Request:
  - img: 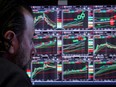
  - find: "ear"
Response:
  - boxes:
[4,30,19,54]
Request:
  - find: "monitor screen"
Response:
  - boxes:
[27,5,116,85]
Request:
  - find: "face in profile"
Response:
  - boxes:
[14,7,35,70]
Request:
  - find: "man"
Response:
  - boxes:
[0,0,36,86]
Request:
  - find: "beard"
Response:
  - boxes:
[14,41,31,71]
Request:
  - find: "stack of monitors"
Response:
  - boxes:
[27,5,116,85]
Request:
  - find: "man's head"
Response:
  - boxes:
[0,0,36,70]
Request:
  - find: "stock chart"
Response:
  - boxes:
[28,5,116,85]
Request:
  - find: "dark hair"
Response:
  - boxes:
[0,0,33,53]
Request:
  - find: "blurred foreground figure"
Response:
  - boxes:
[0,0,36,86]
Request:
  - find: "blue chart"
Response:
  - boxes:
[94,60,116,81]
[63,60,88,81]
[63,35,88,55]
[63,10,88,29]
[34,10,57,30]
[33,35,57,55]
[94,35,116,55]
[31,61,57,81]
[94,9,116,28]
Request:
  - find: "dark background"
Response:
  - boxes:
[25,0,114,6]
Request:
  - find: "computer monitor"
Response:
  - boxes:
[26,0,116,86]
